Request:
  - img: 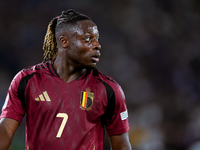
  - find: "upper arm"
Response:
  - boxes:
[110,132,132,150]
[1,70,26,124]
[0,118,19,136]
[99,79,131,149]
[105,82,129,136]
[0,118,19,150]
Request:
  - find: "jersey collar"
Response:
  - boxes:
[47,61,90,80]
[47,61,60,78]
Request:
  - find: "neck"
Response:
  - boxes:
[53,57,85,83]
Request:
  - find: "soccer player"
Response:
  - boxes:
[0,10,131,150]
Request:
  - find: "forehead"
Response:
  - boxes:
[74,20,99,35]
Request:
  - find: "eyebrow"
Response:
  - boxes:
[84,31,99,34]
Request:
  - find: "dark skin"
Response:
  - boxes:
[0,118,19,150]
[53,20,101,82]
[0,20,131,150]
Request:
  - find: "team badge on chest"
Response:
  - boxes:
[80,88,94,110]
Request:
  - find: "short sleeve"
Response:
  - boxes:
[105,82,129,136]
[0,71,25,123]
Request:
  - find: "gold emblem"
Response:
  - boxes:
[80,88,94,110]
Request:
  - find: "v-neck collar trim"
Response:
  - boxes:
[47,61,89,80]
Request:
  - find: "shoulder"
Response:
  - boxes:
[90,68,125,100]
[21,62,49,74]
[10,62,49,86]
[17,62,48,77]
[89,68,113,81]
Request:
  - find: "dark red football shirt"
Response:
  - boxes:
[1,62,129,150]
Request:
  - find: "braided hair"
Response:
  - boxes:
[42,9,91,63]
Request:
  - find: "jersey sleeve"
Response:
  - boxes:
[0,71,25,123]
[105,82,129,136]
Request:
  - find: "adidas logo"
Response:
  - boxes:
[35,91,51,101]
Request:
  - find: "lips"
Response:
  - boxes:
[92,57,99,62]
[91,51,101,62]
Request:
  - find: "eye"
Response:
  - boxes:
[84,36,91,42]
[96,36,100,41]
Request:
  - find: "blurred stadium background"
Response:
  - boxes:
[1,0,200,150]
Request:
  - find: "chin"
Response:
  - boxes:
[85,63,96,69]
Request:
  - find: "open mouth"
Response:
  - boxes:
[91,52,101,62]
[91,56,99,62]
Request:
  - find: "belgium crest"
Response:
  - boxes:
[80,88,94,110]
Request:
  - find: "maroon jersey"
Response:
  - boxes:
[1,62,129,150]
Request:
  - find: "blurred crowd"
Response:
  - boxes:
[0,0,200,150]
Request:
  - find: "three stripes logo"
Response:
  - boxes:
[80,88,94,110]
[35,91,51,101]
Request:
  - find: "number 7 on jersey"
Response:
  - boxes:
[56,113,68,138]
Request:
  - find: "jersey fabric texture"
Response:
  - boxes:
[1,62,129,150]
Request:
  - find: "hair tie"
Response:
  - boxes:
[57,15,61,21]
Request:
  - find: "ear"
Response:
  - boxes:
[59,36,68,48]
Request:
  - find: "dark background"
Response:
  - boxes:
[0,0,200,150]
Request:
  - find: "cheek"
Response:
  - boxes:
[69,44,90,61]
[77,41,92,50]
[75,40,82,47]
[75,42,91,56]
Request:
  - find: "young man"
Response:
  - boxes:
[0,10,131,150]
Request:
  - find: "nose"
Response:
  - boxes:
[93,39,101,50]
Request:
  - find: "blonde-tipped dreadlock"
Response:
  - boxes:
[42,17,58,63]
[42,9,92,63]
